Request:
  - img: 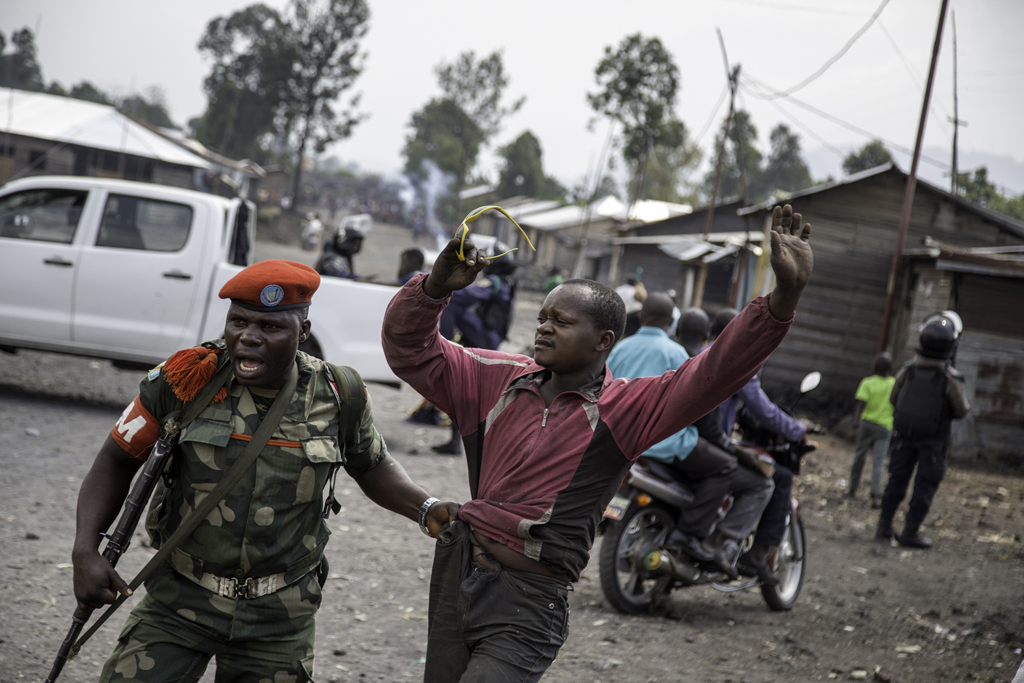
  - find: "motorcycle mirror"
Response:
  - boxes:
[800,372,821,394]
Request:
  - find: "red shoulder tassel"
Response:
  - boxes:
[163,347,227,404]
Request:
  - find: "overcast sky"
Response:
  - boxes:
[5,0,1024,194]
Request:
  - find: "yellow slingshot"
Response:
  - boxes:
[454,205,537,262]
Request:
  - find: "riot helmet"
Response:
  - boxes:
[918,316,957,359]
[482,240,516,277]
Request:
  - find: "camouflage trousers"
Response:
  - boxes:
[99,563,321,683]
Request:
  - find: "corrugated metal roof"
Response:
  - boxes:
[0,88,211,169]
[737,162,1024,239]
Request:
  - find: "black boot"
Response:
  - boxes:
[875,510,895,542]
[737,544,779,587]
[898,520,933,549]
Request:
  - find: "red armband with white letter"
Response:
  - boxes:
[111,396,160,461]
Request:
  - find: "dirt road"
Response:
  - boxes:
[1,224,1022,682]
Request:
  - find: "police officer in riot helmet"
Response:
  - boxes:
[876,313,970,549]
[316,227,364,279]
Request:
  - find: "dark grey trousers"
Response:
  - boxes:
[425,520,571,683]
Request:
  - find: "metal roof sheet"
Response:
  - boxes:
[0,88,211,169]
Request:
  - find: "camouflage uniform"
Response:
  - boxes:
[100,341,385,683]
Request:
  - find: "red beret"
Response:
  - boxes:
[219,260,320,311]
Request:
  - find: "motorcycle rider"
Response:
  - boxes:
[875,314,969,548]
[606,294,737,577]
[675,308,778,584]
[710,308,807,584]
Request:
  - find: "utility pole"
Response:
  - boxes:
[693,29,739,308]
[948,10,967,195]
[877,0,950,353]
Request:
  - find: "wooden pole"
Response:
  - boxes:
[877,0,950,353]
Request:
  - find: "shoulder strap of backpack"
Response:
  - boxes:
[323,363,367,518]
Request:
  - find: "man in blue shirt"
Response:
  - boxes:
[607,293,740,576]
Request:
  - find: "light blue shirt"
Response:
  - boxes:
[606,327,699,462]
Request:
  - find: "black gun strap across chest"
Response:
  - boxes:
[72,362,299,656]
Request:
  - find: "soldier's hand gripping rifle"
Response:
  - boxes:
[43,429,179,683]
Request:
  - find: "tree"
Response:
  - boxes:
[69,81,113,105]
[496,130,565,201]
[629,126,702,204]
[279,0,369,204]
[955,167,1024,221]
[435,50,524,142]
[403,98,484,225]
[119,88,176,129]
[702,109,764,202]
[842,139,892,175]
[0,28,45,92]
[193,4,293,162]
[587,34,686,201]
[194,0,369,196]
[763,124,812,193]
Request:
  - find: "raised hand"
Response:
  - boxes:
[767,204,813,321]
[423,234,489,299]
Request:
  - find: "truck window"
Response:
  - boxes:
[96,194,193,251]
[0,188,87,243]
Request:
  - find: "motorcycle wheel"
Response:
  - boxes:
[598,503,674,615]
[760,513,805,611]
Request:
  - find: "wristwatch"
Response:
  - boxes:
[418,497,440,536]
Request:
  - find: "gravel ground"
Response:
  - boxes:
[1,226,1023,682]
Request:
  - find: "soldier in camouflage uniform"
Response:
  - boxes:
[72,260,459,682]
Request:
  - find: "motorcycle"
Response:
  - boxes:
[597,372,821,614]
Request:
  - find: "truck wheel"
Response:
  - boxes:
[598,503,674,614]
[298,335,323,360]
[761,513,805,611]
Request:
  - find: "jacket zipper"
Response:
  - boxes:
[542,408,549,427]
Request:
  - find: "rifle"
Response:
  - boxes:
[43,433,177,682]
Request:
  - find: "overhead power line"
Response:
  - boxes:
[740,73,951,172]
[717,0,871,16]
[692,81,730,149]
[757,0,891,99]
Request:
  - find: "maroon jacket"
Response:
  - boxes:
[383,274,792,580]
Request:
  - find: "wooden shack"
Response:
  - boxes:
[735,163,1024,427]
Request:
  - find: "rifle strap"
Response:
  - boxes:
[72,362,299,655]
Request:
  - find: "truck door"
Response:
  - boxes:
[73,192,210,360]
[0,187,89,344]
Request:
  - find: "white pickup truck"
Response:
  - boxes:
[0,176,399,383]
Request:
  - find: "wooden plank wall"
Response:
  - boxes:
[758,170,1024,419]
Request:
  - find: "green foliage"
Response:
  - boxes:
[702,109,764,202]
[842,139,893,175]
[571,175,620,206]
[435,50,524,142]
[956,167,1024,221]
[193,3,292,161]
[496,130,565,201]
[764,124,811,193]
[588,32,686,188]
[701,114,815,204]
[404,98,484,180]
[119,90,176,129]
[69,81,112,105]
[195,0,369,185]
[0,28,45,92]
[630,125,702,204]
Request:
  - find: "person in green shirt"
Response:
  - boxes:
[847,352,895,507]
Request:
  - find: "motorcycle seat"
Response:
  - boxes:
[639,458,698,489]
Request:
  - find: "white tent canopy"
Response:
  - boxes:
[0,88,211,169]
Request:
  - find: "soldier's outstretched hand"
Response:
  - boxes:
[767,204,813,321]
[423,234,489,300]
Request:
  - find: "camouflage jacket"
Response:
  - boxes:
[132,341,385,595]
